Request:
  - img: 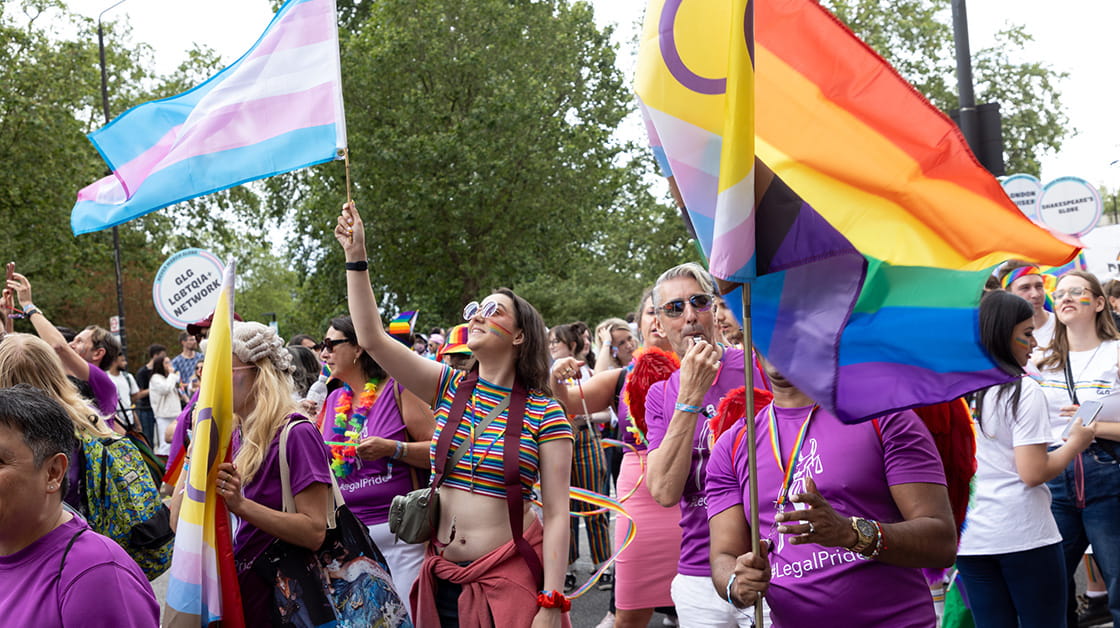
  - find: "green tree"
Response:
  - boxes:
[276,0,688,330]
[823,0,1070,176]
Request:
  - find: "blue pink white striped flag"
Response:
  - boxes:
[71,0,345,235]
[164,261,242,627]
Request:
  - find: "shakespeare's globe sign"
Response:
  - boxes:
[1038,176,1102,237]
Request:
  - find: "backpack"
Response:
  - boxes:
[77,432,174,580]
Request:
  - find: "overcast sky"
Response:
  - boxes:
[64,0,1120,188]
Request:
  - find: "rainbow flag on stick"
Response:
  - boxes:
[388,310,419,336]
[637,0,1081,422]
[164,261,244,627]
[71,0,346,235]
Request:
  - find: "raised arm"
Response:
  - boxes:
[7,273,89,380]
[548,356,621,413]
[335,202,445,402]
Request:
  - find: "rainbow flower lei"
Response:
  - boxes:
[329,380,381,478]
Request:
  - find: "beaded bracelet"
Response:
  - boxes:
[869,520,886,559]
[537,590,571,612]
[675,402,703,414]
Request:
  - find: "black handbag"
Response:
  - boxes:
[251,419,413,627]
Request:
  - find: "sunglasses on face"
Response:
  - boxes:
[660,294,715,318]
[1053,287,1091,301]
[463,300,501,321]
[320,337,354,352]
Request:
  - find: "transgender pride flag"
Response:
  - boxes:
[71,0,345,235]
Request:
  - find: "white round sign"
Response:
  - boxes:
[1001,174,1043,220]
[1038,177,1102,237]
[152,249,225,329]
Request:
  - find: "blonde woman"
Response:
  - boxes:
[593,317,638,374]
[0,333,117,510]
[171,322,332,620]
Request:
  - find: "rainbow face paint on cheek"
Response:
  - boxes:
[1013,336,1031,349]
[1079,296,1093,306]
[487,321,514,338]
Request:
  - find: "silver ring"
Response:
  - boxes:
[807,522,815,535]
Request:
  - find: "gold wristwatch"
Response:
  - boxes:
[848,516,877,554]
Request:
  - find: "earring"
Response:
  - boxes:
[48,483,57,490]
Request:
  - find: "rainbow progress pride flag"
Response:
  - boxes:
[71,0,346,235]
[637,0,1080,422]
[164,261,243,627]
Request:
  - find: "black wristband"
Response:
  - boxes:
[345,260,369,271]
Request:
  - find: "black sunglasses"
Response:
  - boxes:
[320,338,355,352]
[660,294,715,318]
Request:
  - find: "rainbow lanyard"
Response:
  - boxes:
[767,403,818,509]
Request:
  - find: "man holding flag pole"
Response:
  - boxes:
[637,0,1081,624]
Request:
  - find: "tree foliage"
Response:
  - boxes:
[823,0,1070,176]
[275,0,689,334]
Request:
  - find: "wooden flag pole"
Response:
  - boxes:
[740,281,763,626]
[343,148,354,204]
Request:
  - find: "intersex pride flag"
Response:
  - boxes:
[637,0,1080,422]
[164,261,243,627]
[71,0,346,235]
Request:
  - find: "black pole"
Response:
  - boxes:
[97,2,129,361]
[951,0,980,154]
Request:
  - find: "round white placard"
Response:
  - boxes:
[1001,173,1043,220]
[1038,177,1102,237]
[152,249,225,329]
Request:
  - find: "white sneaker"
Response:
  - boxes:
[594,613,615,628]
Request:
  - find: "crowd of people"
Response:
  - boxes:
[1,202,1119,628]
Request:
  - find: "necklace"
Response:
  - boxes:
[767,403,818,538]
[329,380,381,478]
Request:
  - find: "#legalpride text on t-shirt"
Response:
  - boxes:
[705,405,944,628]
[0,517,158,627]
[644,347,744,577]
[958,378,1061,556]
[320,381,414,526]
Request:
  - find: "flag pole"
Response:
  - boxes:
[343,148,354,204]
[740,281,763,625]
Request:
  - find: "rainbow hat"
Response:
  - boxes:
[437,324,471,361]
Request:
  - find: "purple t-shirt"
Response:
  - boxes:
[320,382,414,525]
[234,417,332,571]
[87,365,119,427]
[0,516,158,627]
[706,405,945,627]
[645,347,745,576]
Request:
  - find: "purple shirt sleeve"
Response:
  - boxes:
[644,380,669,451]
[61,563,159,627]
[286,419,333,497]
[878,411,947,487]
[86,366,119,424]
[705,417,747,519]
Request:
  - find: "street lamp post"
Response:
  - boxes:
[97,0,129,361]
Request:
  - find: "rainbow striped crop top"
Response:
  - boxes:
[430,368,572,499]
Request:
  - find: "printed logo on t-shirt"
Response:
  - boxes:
[776,438,823,555]
[339,467,395,492]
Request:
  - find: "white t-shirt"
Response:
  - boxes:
[1034,311,1055,353]
[958,378,1061,555]
[1037,339,1120,444]
[107,370,138,427]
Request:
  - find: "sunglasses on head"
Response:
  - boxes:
[320,337,354,351]
[462,300,500,321]
[660,294,715,318]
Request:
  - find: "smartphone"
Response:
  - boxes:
[1063,399,1103,439]
[5,262,13,282]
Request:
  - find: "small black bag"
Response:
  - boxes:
[252,420,413,627]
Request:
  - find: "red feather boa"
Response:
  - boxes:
[623,346,680,438]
